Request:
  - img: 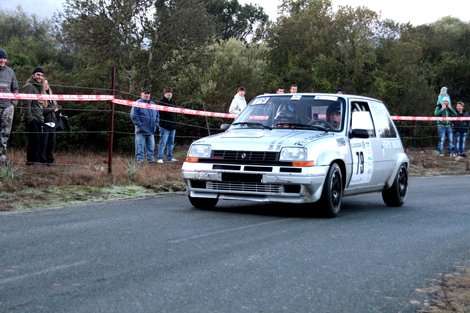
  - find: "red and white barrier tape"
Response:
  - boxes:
[391,116,470,121]
[113,99,237,119]
[1,92,469,120]
[0,92,113,101]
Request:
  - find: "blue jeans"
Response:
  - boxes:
[437,125,453,154]
[135,133,155,162]
[454,131,468,154]
[158,127,176,160]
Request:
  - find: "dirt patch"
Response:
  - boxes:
[406,148,470,177]
[418,266,470,313]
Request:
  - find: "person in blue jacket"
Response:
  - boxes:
[130,88,159,164]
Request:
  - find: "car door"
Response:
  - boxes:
[347,100,386,191]
[368,101,401,182]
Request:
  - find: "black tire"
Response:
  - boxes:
[319,163,343,218]
[382,163,408,207]
[188,196,218,209]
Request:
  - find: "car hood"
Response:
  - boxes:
[195,129,335,151]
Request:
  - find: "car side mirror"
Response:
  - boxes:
[349,128,370,139]
[220,124,230,131]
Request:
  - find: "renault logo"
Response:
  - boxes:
[241,153,247,159]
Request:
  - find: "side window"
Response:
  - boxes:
[369,102,398,138]
[350,101,375,137]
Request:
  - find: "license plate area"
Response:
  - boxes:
[221,173,262,183]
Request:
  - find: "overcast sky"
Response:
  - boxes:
[3,0,470,25]
[239,0,470,25]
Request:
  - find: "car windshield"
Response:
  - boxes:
[232,94,345,131]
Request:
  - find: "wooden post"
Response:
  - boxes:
[107,67,116,174]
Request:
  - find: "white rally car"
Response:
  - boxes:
[182,93,409,217]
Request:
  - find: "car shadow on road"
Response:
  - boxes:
[193,197,399,219]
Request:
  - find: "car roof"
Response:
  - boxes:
[257,93,381,103]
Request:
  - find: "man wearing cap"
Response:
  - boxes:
[0,48,19,165]
[157,86,178,163]
[130,88,159,164]
[21,67,46,165]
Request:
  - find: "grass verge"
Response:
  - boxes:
[0,148,185,211]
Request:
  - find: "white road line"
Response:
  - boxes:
[0,260,87,285]
[170,218,292,243]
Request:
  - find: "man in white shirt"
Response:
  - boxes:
[229,87,247,114]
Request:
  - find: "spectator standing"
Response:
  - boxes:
[0,48,19,165]
[228,87,247,114]
[452,101,469,157]
[40,78,59,165]
[434,96,457,157]
[157,87,178,163]
[21,67,46,165]
[289,84,298,93]
[436,86,451,106]
[276,87,284,94]
[130,88,159,164]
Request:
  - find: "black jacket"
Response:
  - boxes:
[159,96,178,131]
[21,77,44,123]
[452,110,469,132]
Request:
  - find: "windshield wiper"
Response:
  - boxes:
[276,123,329,131]
[232,122,272,130]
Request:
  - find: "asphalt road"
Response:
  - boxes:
[1,175,470,313]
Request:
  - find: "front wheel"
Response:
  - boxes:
[188,196,218,209]
[382,163,408,207]
[319,163,343,218]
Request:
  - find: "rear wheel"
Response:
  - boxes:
[382,163,408,207]
[188,196,218,209]
[319,163,343,218]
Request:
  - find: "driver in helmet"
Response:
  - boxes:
[326,103,342,129]
[274,103,298,127]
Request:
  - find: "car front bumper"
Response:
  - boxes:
[182,162,328,204]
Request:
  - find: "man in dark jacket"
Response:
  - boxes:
[0,48,19,165]
[157,86,178,163]
[21,67,46,165]
[452,101,469,157]
[130,88,159,164]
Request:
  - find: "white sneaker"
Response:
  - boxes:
[169,158,178,162]
[157,159,164,164]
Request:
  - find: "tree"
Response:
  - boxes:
[0,8,58,73]
[177,38,271,112]
[148,0,215,88]
[268,0,380,93]
[58,0,155,93]
[205,0,269,42]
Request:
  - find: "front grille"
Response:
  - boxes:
[208,182,283,193]
[212,150,279,162]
